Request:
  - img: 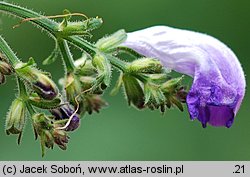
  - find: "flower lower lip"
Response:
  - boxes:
[197,104,234,128]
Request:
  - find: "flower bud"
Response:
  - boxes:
[15,61,58,100]
[122,74,144,109]
[74,57,97,76]
[41,130,54,149]
[148,74,171,84]
[144,83,166,110]
[59,17,103,36]
[65,73,83,110]
[84,94,108,114]
[0,60,13,75]
[32,113,71,156]
[161,76,184,93]
[5,98,26,144]
[95,29,127,51]
[52,129,69,150]
[33,74,58,100]
[32,113,53,134]
[50,105,80,131]
[79,76,95,90]
[79,76,103,94]
[127,58,163,74]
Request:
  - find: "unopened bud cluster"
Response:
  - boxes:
[60,55,108,116]
[112,58,187,112]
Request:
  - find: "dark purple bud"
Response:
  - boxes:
[50,105,80,131]
[15,61,58,100]
[33,75,58,100]
[33,74,58,100]
[65,116,80,131]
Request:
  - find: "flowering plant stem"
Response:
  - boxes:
[0,2,128,72]
[0,2,188,155]
[57,39,75,72]
[0,36,20,66]
[0,38,37,119]
[0,35,36,116]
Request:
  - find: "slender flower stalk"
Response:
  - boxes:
[57,39,75,72]
[0,1,58,34]
[0,36,20,66]
[122,26,246,128]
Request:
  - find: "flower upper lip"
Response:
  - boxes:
[122,25,246,128]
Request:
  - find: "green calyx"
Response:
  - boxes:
[127,58,163,74]
[92,53,112,89]
[95,29,127,52]
[58,17,103,37]
[122,73,145,109]
[5,98,26,144]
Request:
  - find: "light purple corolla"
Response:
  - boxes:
[122,26,246,128]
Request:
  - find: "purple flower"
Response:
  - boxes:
[122,26,246,128]
[50,105,80,131]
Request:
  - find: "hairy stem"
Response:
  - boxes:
[65,36,97,56]
[0,2,130,73]
[109,46,143,58]
[106,54,128,72]
[0,36,20,66]
[0,1,58,34]
[17,77,26,97]
[57,39,75,72]
[17,78,36,115]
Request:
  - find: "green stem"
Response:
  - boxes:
[0,1,58,34]
[106,54,128,72]
[57,39,75,72]
[17,78,36,115]
[26,102,36,116]
[0,2,131,73]
[0,2,96,54]
[109,46,143,58]
[17,77,26,97]
[65,36,97,56]
[0,36,20,66]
